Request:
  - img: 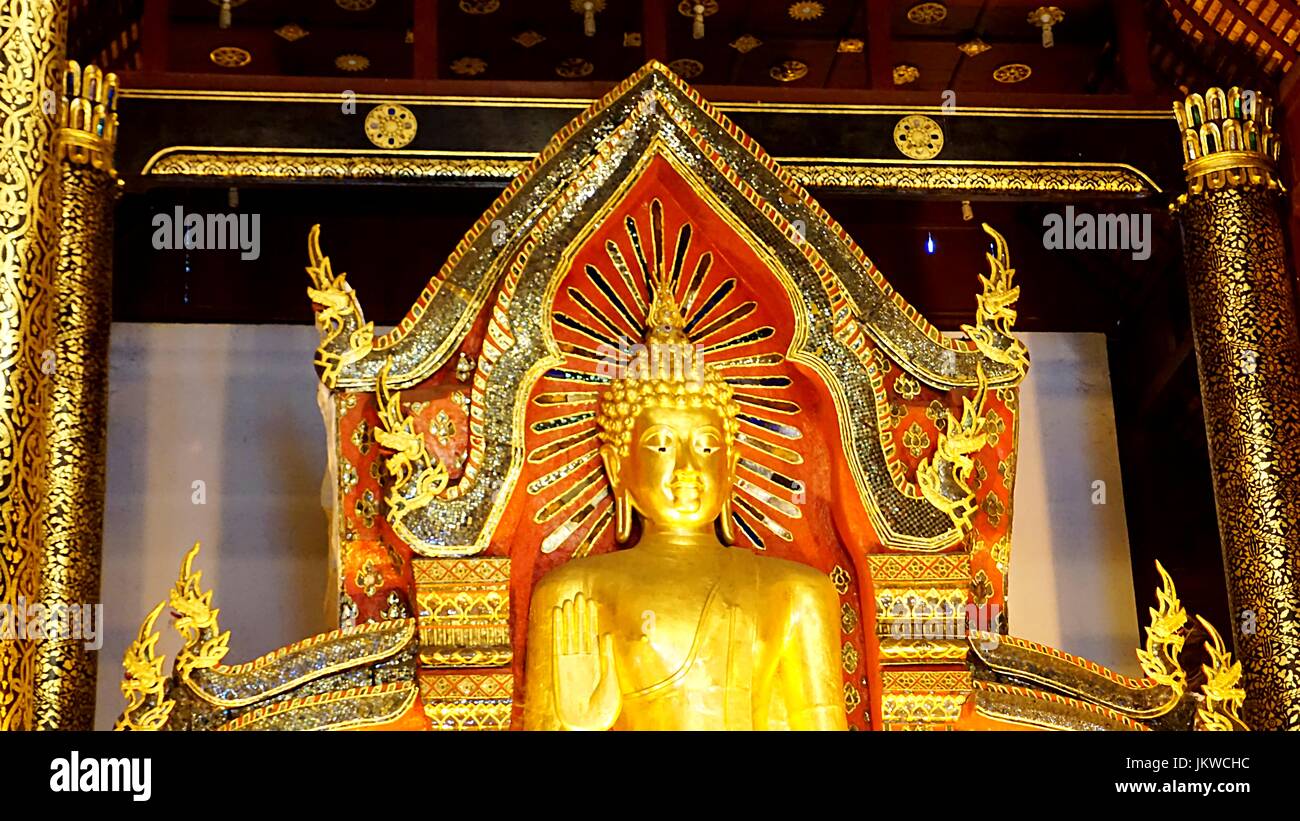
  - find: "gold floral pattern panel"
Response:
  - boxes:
[872,333,1019,620]
[337,391,410,625]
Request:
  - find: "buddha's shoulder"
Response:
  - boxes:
[531,551,636,596]
[746,552,838,595]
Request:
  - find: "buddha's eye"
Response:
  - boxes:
[694,431,722,455]
[640,429,675,454]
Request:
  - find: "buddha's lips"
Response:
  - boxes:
[668,479,702,508]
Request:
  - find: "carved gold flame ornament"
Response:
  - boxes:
[306,224,375,389]
[960,224,1030,380]
[1195,616,1249,730]
[115,602,174,731]
[1135,562,1188,697]
[170,542,232,683]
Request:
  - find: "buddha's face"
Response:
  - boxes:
[617,403,735,530]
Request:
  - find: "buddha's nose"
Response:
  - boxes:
[671,466,701,486]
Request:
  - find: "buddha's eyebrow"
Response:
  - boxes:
[638,425,676,442]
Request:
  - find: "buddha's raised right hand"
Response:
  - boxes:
[551,592,621,731]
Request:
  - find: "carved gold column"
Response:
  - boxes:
[0,0,68,730]
[1172,87,1300,730]
[33,62,120,729]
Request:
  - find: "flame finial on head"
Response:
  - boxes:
[595,218,739,459]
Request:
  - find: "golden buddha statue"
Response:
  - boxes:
[523,274,846,731]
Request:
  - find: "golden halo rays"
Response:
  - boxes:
[527,199,806,556]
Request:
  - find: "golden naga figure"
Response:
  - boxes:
[523,274,846,731]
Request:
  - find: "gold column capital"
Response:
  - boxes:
[56,61,119,176]
[1173,86,1281,199]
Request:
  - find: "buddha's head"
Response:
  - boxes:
[596,283,740,544]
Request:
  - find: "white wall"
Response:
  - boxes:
[93,324,1139,727]
[1009,332,1139,674]
[96,324,332,729]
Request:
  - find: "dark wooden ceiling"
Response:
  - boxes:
[51,1,1188,95]
[72,1,1300,99]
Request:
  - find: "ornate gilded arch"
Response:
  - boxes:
[309,62,1027,559]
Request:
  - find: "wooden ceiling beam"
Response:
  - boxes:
[140,0,167,72]
[1114,0,1157,94]
[1217,0,1297,64]
[642,0,668,64]
[413,2,437,80]
[1270,0,1300,21]
[1163,0,1225,47]
[1164,0,1271,88]
[865,0,892,89]
[115,68,1171,109]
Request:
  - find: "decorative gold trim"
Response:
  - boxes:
[217,681,419,731]
[882,692,967,724]
[868,553,970,582]
[414,558,512,667]
[57,62,119,175]
[966,564,1188,721]
[139,147,1161,196]
[420,671,513,730]
[875,586,968,636]
[764,162,1159,194]
[1173,86,1280,197]
[142,147,531,178]
[117,87,1171,120]
[878,638,968,664]
[973,680,1151,731]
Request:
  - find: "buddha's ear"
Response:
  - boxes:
[600,443,634,544]
[599,443,622,495]
[719,494,736,546]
